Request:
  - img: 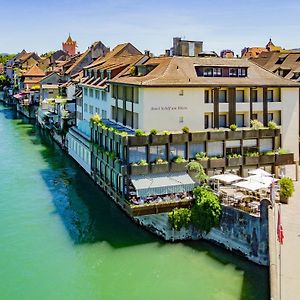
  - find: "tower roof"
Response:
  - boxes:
[65,34,76,45]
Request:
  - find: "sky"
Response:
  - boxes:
[1,0,300,56]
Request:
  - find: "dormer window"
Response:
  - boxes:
[291,72,300,80]
[203,67,213,76]
[196,66,247,77]
[213,68,222,77]
[276,57,286,64]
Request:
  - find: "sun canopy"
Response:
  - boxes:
[233,180,268,191]
[131,173,195,198]
[245,175,278,186]
[248,168,272,177]
[210,174,243,184]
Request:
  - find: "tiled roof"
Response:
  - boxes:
[109,56,300,87]
[23,65,46,77]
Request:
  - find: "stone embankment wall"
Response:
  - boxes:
[135,199,270,266]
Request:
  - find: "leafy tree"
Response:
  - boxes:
[187,161,208,184]
[168,208,191,231]
[0,53,16,65]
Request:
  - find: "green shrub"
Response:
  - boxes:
[90,113,102,125]
[150,128,158,135]
[187,161,201,172]
[182,126,190,133]
[227,153,242,159]
[195,152,208,160]
[250,119,264,129]
[168,208,192,231]
[229,124,237,131]
[268,121,278,129]
[245,151,259,157]
[138,159,148,166]
[163,130,171,135]
[276,148,288,155]
[279,177,294,199]
[154,157,168,164]
[191,186,222,233]
[264,151,275,156]
[173,156,186,163]
[135,129,145,136]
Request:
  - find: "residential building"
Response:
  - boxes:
[169,37,203,57]
[241,39,282,58]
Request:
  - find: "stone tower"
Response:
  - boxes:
[62,34,77,56]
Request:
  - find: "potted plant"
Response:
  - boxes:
[151,157,169,173]
[259,121,277,138]
[209,156,226,168]
[128,129,149,146]
[171,131,189,143]
[195,152,209,169]
[150,128,170,144]
[259,151,276,164]
[243,119,262,138]
[129,159,149,175]
[226,124,243,139]
[275,148,294,165]
[227,153,243,166]
[189,130,207,142]
[208,129,226,141]
[279,177,295,204]
[170,156,188,172]
[244,151,260,165]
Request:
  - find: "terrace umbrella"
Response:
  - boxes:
[210,174,243,184]
[248,168,272,177]
[233,180,268,191]
[245,175,278,187]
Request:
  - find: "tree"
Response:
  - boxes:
[168,208,191,231]
[187,161,209,184]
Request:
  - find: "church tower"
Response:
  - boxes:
[62,34,77,56]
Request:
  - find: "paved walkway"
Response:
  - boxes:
[279,166,300,300]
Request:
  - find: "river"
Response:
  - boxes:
[0,104,269,300]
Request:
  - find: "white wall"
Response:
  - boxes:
[281,88,299,161]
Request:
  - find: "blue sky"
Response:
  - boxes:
[1,0,300,56]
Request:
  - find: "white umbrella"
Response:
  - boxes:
[233,180,268,191]
[210,174,243,184]
[248,168,272,177]
[245,175,278,186]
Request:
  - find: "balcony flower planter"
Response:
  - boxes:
[128,135,149,146]
[226,130,243,140]
[275,153,294,165]
[243,129,259,139]
[227,157,243,167]
[150,134,170,144]
[259,154,275,164]
[208,131,226,141]
[129,164,149,175]
[171,133,189,144]
[259,129,276,138]
[195,158,209,169]
[209,158,226,168]
[244,156,259,165]
[189,131,208,142]
[151,163,169,174]
[170,161,188,172]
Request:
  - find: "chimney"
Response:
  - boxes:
[165,49,170,57]
[144,50,150,56]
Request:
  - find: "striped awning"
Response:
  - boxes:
[131,173,195,197]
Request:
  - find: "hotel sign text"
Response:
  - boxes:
[150,106,188,111]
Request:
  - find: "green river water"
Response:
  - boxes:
[0,104,269,300]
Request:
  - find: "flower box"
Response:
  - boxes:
[226,130,243,140]
[259,129,276,138]
[129,164,149,175]
[170,161,188,172]
[227,157,243,167]
[170,133,189,144]
[275,153,294,165]
[209,158,226,168]
[150,134,170,144]
[151,163,169,174]
[243,129,259,139]
[259,154,275,164]
[189,131,208,142]
[195,159,209,169]
[208,131,226,141]
[128,135,149,146]
[244,156,259,165]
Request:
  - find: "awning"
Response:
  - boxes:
[248,168,272,177]
[131,173,195,198]
[210,174,242,184]
[245,175,278,186]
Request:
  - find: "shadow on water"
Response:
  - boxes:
[1,105,269,299]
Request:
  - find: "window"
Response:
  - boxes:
[268,113,274,122]
[205,114,209,129]
[84,88,88,96]
[179,116,184,123]
[275,57,285,64]
[112,106,117,120]
[251,89,258,102]
[129,146,146,163]
[102,110,107,119]
[259,139,273,152]
[251,113,258,120]
[229,68,238,77]
[203,67,213,77]
[238,68,247,77]
[236,90,244,103]
[213,68,222,77]
[84,103,88,112]
[189,143,205,158]
[95,107,99,114]
[102,91,107,101]
[149,145,167,162]
[133,88,139,103]
[267,90,274,102]
[89,88,94,98]
[204,90,210,103]
[229,68,247,77]
[95,90,100,99]
[179,90,184,96]
[207,142,223,157]
[236,114,244,127]
[112,85,118,98]
[170,144,186,160]
[89,105,93,114]
[219,90,227,103]
[219,115,227,127]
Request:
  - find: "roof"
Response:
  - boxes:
[109,56,300,87]
[23,65,46,77]
[64,34,76,45]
